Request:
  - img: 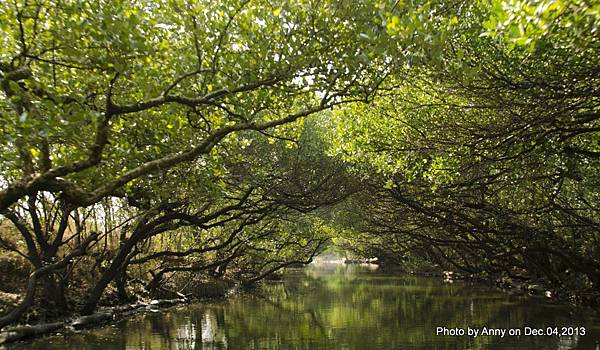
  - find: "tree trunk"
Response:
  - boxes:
[0,234,96,329]
[41,274,67,313]
[81,241,135,315]
[115,267,131,303]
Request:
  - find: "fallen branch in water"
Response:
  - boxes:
[0,297,189,345]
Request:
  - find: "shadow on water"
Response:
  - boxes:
[6,263,600,350]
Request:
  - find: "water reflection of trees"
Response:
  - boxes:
[10,268,596,350]
[171,268,591,350]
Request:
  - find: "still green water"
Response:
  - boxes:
[7,264,600,350]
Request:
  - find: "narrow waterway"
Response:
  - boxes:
[7,264,600,349]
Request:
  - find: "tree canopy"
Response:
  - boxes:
[1,0,599,328]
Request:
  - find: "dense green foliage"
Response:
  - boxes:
[0,0,398,325]
[0,0,598,329]
[330,0,600,302]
